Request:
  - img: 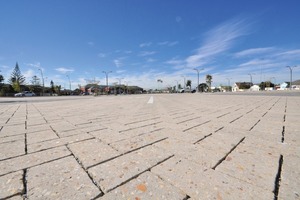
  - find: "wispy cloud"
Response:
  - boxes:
[158,41,179,46]
[186,17,251,68]
[146,58,156,62]
[234,47,275,58]
[55,67,74,74]
[139,42,152,47]
[25,62,41,68]
[139,51,156,57]
[87,41,94,46]
[97,53,106,58]
[114,59,122,68]
[23,69,35,80]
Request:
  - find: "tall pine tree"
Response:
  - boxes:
[9,62,26,92]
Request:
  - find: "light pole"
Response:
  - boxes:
[248,73,255,86]
[270,77,276,89]
[286,66,297,90]
[181,75,186,90]
[66,75,71,92]
[193,68,204,92]
[117,78,124,94]
[226,78,232,92]
[102,71,112,94]
[174,80,180,93]
[124,81,130,94]
[38,68,44,96]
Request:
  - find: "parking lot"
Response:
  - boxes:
[0,92,299,199]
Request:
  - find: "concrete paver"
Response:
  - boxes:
[27,156,101,199]
[0,92,299,199]
[0,170,23,199]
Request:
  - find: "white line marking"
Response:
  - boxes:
[147,96,154,104]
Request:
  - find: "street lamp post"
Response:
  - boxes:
[226,78,232,92]
[38,68,44,96]
[175,80,180,93]
[102,71,112,94]
[181,75,186,90]
[117,78,124,94]
[286,66,297,90]
[248,73,255,86]
[193,68,204,92]
[66,75,71,92]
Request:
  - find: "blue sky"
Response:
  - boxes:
[0,0,300,89]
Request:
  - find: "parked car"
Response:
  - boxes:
[14,91,36,97]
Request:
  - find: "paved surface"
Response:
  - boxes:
[0,92,299,199]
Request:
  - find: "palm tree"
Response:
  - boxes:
[186,80,192,89]
[206,74,212,92]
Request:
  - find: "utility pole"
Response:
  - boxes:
[175,80,180,93]
[226,78,232,92]
[117,78,124,94]
[38,68,44,96]
[66,75,71,92]
[248,73,255,86]
[286,66,297,90]
[193,68,204,92]
[102,71,112,94]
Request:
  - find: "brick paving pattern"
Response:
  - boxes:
[0,93,299,199]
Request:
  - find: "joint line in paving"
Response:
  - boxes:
[172,113,195,120]
[65,145,104,196]
[22,168,28,199]
[212,137,245,170]
[87,137,168,170]
[107,154,174,193]
[273,155,283,200]
[0,155,71,178]
[214,126,224,133]
[176,116,202,124]
[216,112,231,118]
[119,121,163,133]
[124,116,161,125]
[249,119,261,131]
[182,120,211,132]
[229,115,244,123]
[193,133,213,144]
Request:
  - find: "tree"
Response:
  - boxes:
[186,80,192,89]
[9,62,26,92]
[50,80,55,94]
[0,74,4,84]
[199,83,208,92]
[31,75,40,85]
[206,74,212,92]
[54,85,61,95]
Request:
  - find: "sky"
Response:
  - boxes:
[0,0,300,90]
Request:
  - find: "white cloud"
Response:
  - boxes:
[139,51,156,57]
[158,41,178,46]
[146,58,156,62]
[186,17,251,68]
[234,47,275,57]
[55,67,74,74]
[25,62,41,68]
[139,42,152,47]
[114,59,122,68]
[116,70,126,74]
[97,53,106,58]
[23,69,36,81]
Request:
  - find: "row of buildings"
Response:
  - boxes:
[231,80,300,92]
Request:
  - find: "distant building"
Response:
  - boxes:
[250,85,260,91]
[292,79,300,90]
[232,82,252,92]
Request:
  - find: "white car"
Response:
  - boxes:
[14,91,36,97]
